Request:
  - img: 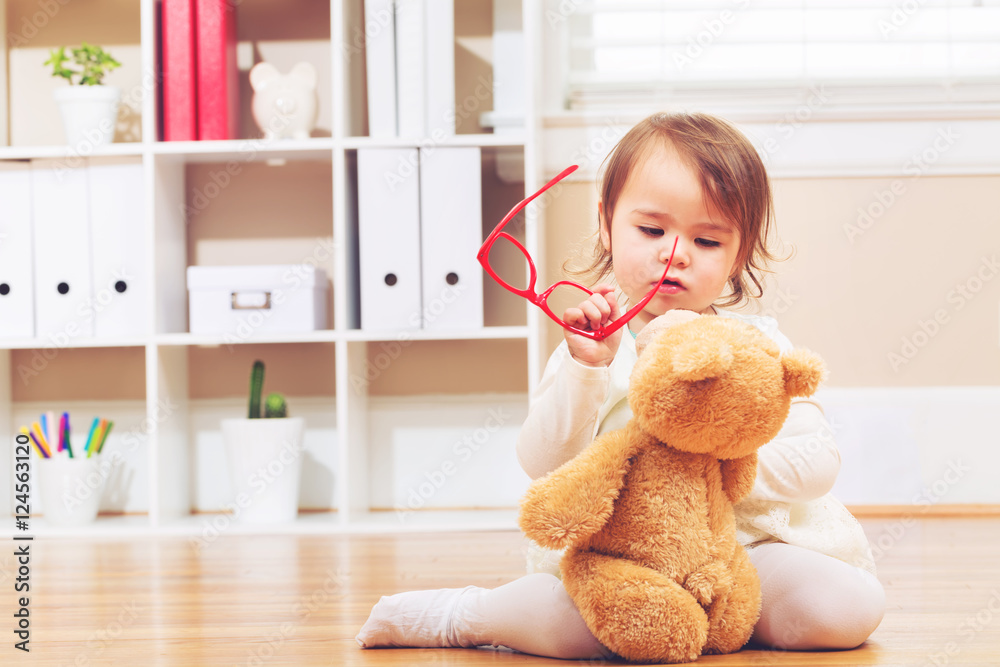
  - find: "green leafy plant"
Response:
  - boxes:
[248,360,289,419]
[45,43,121,86]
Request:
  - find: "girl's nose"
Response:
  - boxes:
[662,236,687,267]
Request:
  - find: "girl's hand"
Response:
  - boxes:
[562,285,622,367]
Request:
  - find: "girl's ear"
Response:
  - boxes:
[598,201,611,251]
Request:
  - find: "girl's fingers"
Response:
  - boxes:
[586,293,612,321]
[565,285,620,335]
[563,307,586,328]
[605,290,621,321]
[591,285,618,321]
[579,300,605,328]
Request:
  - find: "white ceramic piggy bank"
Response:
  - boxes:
[249,61,319,140]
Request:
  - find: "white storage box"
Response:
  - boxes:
[187,265,328,335]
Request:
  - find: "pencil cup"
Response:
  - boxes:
[222,417,304,524]
[37,454,107,527]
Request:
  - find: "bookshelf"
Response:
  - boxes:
[0,0,544,536]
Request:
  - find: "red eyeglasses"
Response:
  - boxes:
[477,164,677,341]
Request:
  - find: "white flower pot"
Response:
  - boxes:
[53,85,121,147]
[37,454,108,527]
[221,417,305,524]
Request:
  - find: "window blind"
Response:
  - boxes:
[564,0,1000,110]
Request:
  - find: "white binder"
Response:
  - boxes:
[88,158,147,337]
[395,0,425,138]
[31,159,94,339]
[358,148,422,331]
[364,0,398,138]
[424,0,455,136]
[492,0,524,133]
[419,147,483,330]
[0,162,34,339]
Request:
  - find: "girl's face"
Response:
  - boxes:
[600,142,742,331]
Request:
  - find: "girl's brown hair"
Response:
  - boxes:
[570,112,787,309]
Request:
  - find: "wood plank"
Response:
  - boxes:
[847,504,1000,517]
[15,517,1000,665]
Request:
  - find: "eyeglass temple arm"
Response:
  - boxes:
[476,164,579,262]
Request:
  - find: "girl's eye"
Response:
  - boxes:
[697,238,721,248]
[639,226,663,237]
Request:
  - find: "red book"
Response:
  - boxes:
[161,0,197,141]
[196,0,239,141]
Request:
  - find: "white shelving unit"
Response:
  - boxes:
[0,0,545,536]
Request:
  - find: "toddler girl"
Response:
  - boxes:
[357,112,885,660]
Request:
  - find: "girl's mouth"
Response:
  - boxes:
[654,277,685,293]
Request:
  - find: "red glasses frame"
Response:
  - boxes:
[477,164,677,341]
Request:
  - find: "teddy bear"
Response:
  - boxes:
[249,62,319,140]
[518,309,826,663]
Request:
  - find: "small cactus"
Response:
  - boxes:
[264,392,288,418]
[249,360,264,419]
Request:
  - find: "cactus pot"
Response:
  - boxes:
[221,417,304,524]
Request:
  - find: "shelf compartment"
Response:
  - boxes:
[344,0,523,141]
[343,145,525,332]
[153,154,335,335]
[4,0,143,148]
[154,0,333,144]
[359,389,530,524]
[231,0,333,142]
[10,394,152,523]
[178,344,338,521]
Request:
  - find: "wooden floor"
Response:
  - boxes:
[11,517,1000,665]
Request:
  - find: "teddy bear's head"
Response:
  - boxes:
[629,310,825,460]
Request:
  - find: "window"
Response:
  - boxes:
[564,0,1000,112]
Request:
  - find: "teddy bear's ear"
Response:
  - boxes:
[249,62,281,91]
[781,349,826,398]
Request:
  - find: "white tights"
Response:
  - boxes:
[357,542,886,659]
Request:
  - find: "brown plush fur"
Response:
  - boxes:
[519,311,826,663]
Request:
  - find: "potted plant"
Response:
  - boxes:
[221,360,305,524]
[45,43,122,147]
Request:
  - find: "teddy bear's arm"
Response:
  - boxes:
[721,453,758,504]
[518,427,639,550]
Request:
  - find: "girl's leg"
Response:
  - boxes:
[748,542,886,650]
[356,573,612,660]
